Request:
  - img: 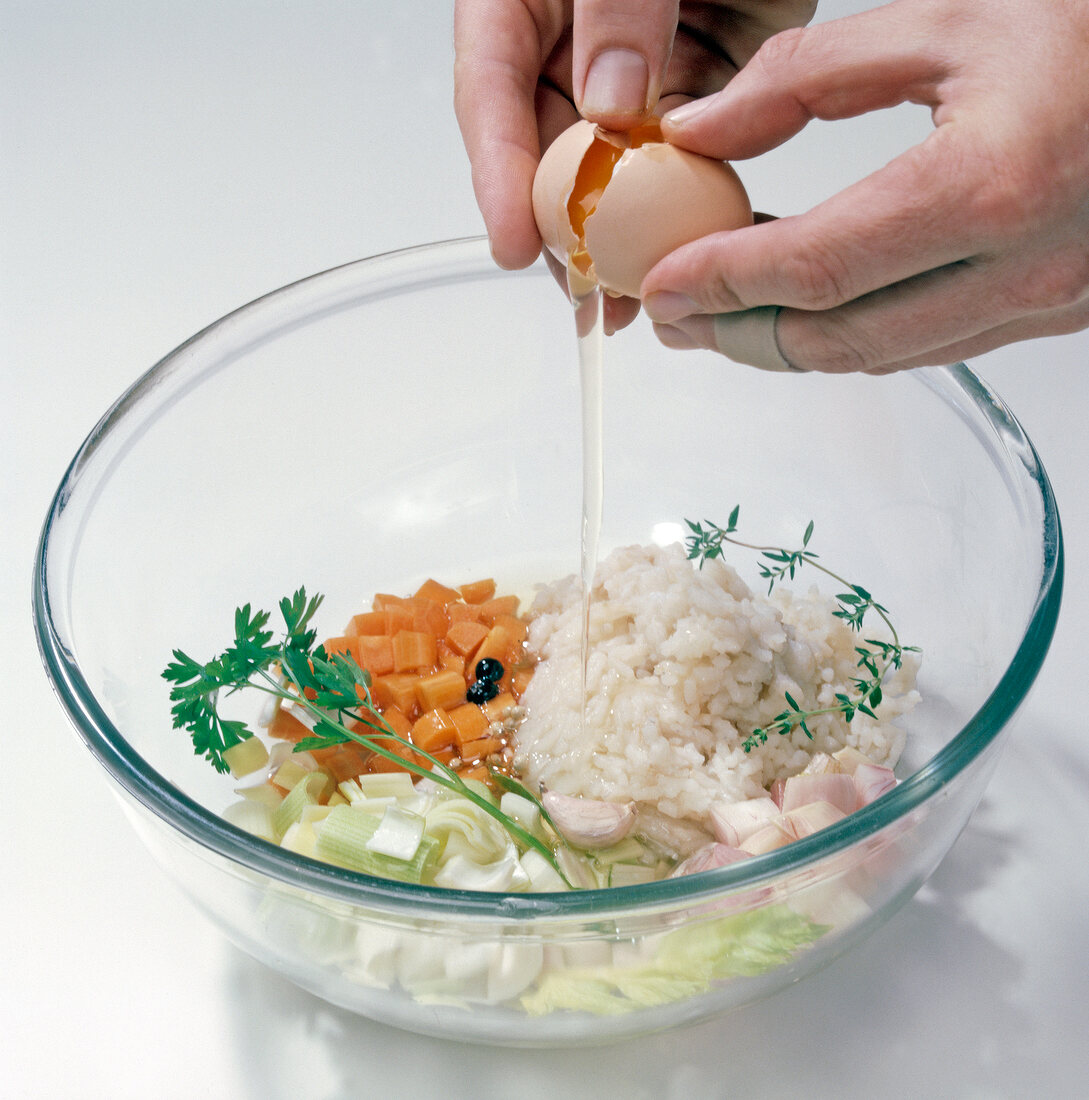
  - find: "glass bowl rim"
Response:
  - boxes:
[32,237,1064,920]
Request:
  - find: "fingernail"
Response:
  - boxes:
[582,49,650,119]
[662,96,713,127]
[643,291,699,324]
[654,323,700,350]
[713,307,800,372]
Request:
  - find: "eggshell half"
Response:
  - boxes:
[531,120,599,262]
[531,119,753,299]
[587,143,752,298]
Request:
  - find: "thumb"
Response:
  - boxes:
[573,0,679,129]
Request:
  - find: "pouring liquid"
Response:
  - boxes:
[569,275,605,733]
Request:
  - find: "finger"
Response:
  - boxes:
[453,2,566,268]
[860,298,1089,373]
[655,248,1089,373]
[660,5,948,161]
[572,0,680,128]
[642,133,988,317]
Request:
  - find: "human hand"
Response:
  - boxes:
[453,0,816,331]
[643,0,1089,372]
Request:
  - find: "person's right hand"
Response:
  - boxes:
[453,1,817,330]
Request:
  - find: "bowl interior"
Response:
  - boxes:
[40,238,1060,900]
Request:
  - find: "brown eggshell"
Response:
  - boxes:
[585,143,753,298]
[531,119,753,300]
[531,119,599,263]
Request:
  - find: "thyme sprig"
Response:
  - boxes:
[163,589,570,883]
[685,512,918,752]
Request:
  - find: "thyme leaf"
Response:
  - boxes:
[685,512,918,753]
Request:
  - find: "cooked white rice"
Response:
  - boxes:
[514,542,920,822]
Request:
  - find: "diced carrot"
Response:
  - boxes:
[372,593,406,611]
[459,578,496,605]
[477,595,520,625]
[385,604,415,635]
[511,666,533,699]
[392,630,438,672]
[367,737,421,774]
[367,677,394,710]
[411,707,457,753]
[355,634,394,676]
[406,597,448,637]
[313,743,370,783]
[436,643,466,676]
[415,668,465,712]
[348,610,388,636]
[447,602,484,624]
[457,763,493,784]
[474,623,516,666]
[415,578,462,605]
[445,619,489,657]
[492,613,528,643]
[375,673,419,715]
[482,691,517,723]
[426,746,459,768]
[448,702,490,746]
[323,635,361,662]
[268,708,310,743]
[457,734,505,763]
[380,705,413,737]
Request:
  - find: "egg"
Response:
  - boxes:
[532,119,753,299]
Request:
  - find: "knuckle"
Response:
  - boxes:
[999,250,1089,315]
[781,311,880,374]
[775,241,856,310]
[752,26,810,80]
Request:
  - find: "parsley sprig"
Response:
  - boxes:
[685,511,918,752]
[163,588,569,883]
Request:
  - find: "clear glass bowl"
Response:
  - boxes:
[34,238,1062,1046]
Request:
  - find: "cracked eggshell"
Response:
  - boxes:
[531,119,601,263]
[532,119,754,299]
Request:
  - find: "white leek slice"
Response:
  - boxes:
[222,799,276,842]
[499,791,541,835]
[280,820,320,859]
[343,772,417,802]
[519,849,569,892]
[316,805,438,883]
[366,806,426,860]
[223,736,269,778]
[272,771,328,840]
[432,852,520,891]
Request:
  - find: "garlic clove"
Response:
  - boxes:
[542,790,637,849]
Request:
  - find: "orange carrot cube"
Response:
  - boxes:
[414,669,466,712]
[411,707,457,753]
[477,595,520,625]
[445,619,489,657]
[415,578,462,605]
[448,702,491,746]
[355,634,394,676]
[459,578,497,604]
[392,630,437,672]
[348,610,389,636]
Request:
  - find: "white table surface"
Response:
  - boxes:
[3,3,1086,1097]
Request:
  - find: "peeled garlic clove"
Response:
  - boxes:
[781,772,859,816]
[542,790,636,849]
[709,796,780,848]
[670,842,750,878]
[853,762,898,805]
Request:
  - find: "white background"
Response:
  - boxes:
[3,2,1086,1097]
